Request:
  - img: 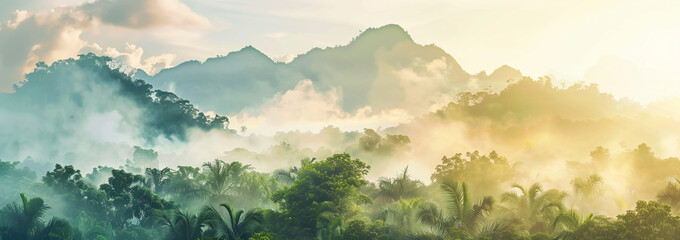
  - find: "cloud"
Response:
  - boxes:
[582,56,676,104]
[0,0,209,92]
[0,8,93,91]
[229,80,413,135]
[371,56,467,114]
[5,10,31,29]
[271,54,295,63]
[83,42,176,75]
[265,32,288,39]
[79,0,211,29]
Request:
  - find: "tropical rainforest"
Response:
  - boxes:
[2,22,680,240]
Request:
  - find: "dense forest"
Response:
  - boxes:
[3,147,680,240]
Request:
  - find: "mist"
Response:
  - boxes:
[1,23,680,240]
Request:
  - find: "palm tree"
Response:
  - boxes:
[316,213,343,240]
[376,167,424,202]
[157,209,211,240]
[236,172,281,208]
[571,175,604,203]
[418,180,494,236]
[501,183,566,233]
[552,209,607,239]
[379,198,423,233]
[202,160,252,201]
[272,166,299,185]
[146,167,171,194]
[0,193,74,240]
[202,203,263,240]
[165,166,208,202]
[657,178,680,212]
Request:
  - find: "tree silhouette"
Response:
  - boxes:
[0,193,74,240]
[418,180,493,236]
[202,203,263,240]
[376,167,424,203]
[658,178,680,213]
[501,183,566,233]
[157,209,211,240]
[202,160,252,201]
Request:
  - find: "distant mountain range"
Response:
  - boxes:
[135,24,521,115]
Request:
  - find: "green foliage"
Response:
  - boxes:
[358,129,411,155]
[163,166,205,204]
[202,160,253,201]
[0,159,36,206]
[86,166,115,185]
[657,178,680,212]
[10,152,680,240]
[100,169,176,229]
[126,147,160,174]
[418,181,494,237]
[0,193,74,240]
[341,220,389,240]
[43,164,111,221]
[272,153,371,238]
[201,203,264,240]
[15,53,231,143]
[616,201,680,239]
[375,167,424,202]
[156,209,211,240]
[438,77,634,122]
[500,183,566,233]
[432,151,515,196]
[249,232,274,240]
[378,198,423,233]
[0,159,36,182]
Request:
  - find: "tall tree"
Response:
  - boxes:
[501,183,566,233]
[0,193,74,240]
[551,209,608,239]
[272,153,371,239]
[202,203,263,240]
[378,198,423,233]
[657,178,680,212]
[157,209,211,240]
[100,169,176,229]
[418,180,493,237]
[145,167,172,195]
[376,167,424,203]
[431,151,515,197]
[202,160,252,201]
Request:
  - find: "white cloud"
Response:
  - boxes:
[6,10,30,29]
[0,8,94,91]
[0,0,209,92]
[583,56,677,104]
[271,54,295,63]
[229,80,413,135]
[88,42,175,75]
[265,32,288,39]
[79,0,211,29]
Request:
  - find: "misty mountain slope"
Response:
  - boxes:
[136,24,519,116]
[136,46,305,115]
[0,53,230,163]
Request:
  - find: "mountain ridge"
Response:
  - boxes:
[134,24,519,115]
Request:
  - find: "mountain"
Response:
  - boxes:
[137,46,303,114]
[0,54,230,164]
[135,24,512,115]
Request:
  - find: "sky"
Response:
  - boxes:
[1,0,679,103]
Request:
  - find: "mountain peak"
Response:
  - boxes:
[349,24,414,47]
[489,65,522,81]
[205,45,273,64]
